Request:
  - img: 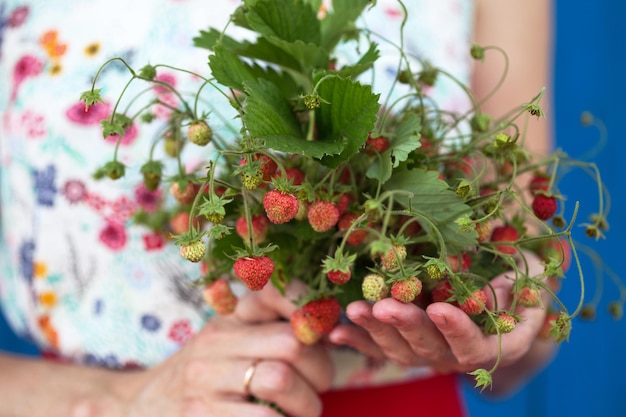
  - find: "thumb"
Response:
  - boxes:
[235,280,307,323]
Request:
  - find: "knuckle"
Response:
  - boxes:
[259,360,296,395]
[274,331,306,361]
[182,358,210,386]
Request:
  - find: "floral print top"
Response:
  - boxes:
[0,0,473,387]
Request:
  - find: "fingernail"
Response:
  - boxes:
[429,313,448,328]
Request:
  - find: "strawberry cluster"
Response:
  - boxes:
[81,0,614,389]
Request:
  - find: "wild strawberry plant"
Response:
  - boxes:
[80,0,616,389]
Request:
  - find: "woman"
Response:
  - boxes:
[0,0,554,415]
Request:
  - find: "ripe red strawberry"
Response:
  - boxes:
[529,172,550,196]
[447,253,471,273]
[539,237,572,272]
[391,277,423,303]
[169,212,202,235]
[179,239,206,263]
[170,182,201,205]
[475,220,492,243]
[263,190,299,224]
[239,154,277,183]
[362,273,389,301]
[235,214,270,244]
[187,120,212,146]
[364,135,390,155]
[532,194,558,220]
[517,286,540,307]
[202,279,237,315]
[338,212,368,246]
[334,193,353,216]
[431,279,454,303]
[490,225,519,255]
[276,167,305,186]
[380,244,407,270]
[233,255,274,291]
[327,268,351,285]
[307,201,340,232]
[458,289,487,316]
[290,309,322,345]
[538,311,560,340]
[301,297,341,335]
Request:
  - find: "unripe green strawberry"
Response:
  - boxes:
[458,289,487,316]
[307,201,340,232]
[202,279,237,315]
[235,215,269,245]
[204,210,225,225]
[140,161,164,191]
[380,244,407,270]
[241,170,263,190]
[239,154,277,184]
[290,309,322,345]
[362,273,389,301]
[179,239,206,263]
[327,268,351,285]
[301,297,341,335]
[187,120,213,146]
[532,194,558,221]
[233,255,274,291]
[391,277,423,303]
[263,190,299,224]
[495,312,517,333]
[426,263,444,280]
[163,137,184,157]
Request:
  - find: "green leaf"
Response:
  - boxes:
[208,45,257,92]
[79,89,104,110]
[383,167,477,254]
[100,119,125,138]
[243,0,329,70]
[366,113,421,183]
[316,77,380,167]
[242,78,343,158]
[195,29,303,72]
[264,38,329,71]
[320,0,371,50]
[336,42,380,79]
[245,0,321,45]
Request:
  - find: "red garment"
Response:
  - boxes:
[320,373,467,417]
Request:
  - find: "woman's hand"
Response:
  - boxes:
[96,284,334,417]
[327,252,556,392]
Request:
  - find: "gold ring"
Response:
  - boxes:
[243,359,260,396]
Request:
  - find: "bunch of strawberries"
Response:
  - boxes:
[81,0,611,388]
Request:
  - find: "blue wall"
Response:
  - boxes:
[464,1,626,416]
[2,0,625,415]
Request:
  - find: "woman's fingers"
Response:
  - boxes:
[235,280,306,323]
[426,302,495,371]
[372,298,455,366]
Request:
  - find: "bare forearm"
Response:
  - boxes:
[0,352,130,417]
